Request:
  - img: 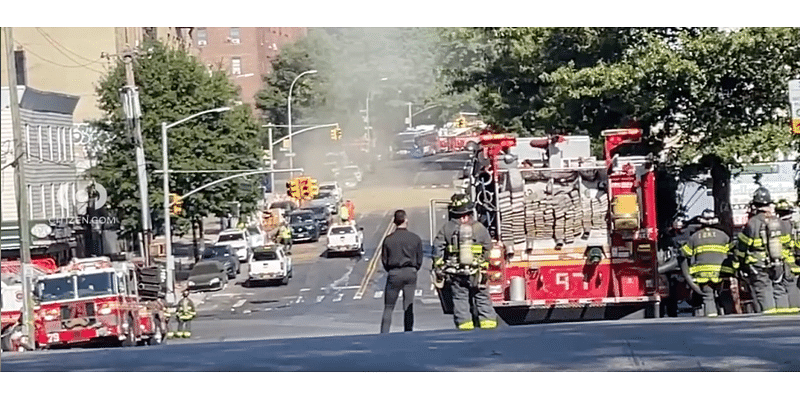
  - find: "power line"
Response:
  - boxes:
[35,28,105,65]
[15,41,107,74]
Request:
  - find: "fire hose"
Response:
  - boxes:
[658,252,705,296]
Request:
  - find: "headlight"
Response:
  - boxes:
[188,281,196,286]
[210,278,220,284]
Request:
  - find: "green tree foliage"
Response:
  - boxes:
[91,40,264,239]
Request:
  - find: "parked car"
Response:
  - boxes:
[308,190,339,216]
[216,229,252,262]
[201,244,240,279]
[319,182,342,208]
[343,165,363,182]
[302,205,332,234]
[288,210,320,242]
[248,245,293,285]
[187,261,228,292]
[326,223,365,257]
[246,225,266,249]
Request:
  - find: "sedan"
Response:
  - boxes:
[201,244,240,279]
[187,261,228,292]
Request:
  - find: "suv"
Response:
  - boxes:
[319,182,342,211]
[326,223,365,256]
[216,229,252,262]
[308,190,339,216]
[288,210,320,242]
[301,205,332,234]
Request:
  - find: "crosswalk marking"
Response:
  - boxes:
[316,295,325,303]
[353,293,363,300]
[232,299,247,308]
[296,296,304,304]
[333,293,344,302]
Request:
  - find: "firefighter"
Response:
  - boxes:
[345,200,355,223]
[432,193,498,330]
[774,199,800,313]
[680,209,735,317]
[339,202,350,223]
[175,289,196,338]
[276,223,292,253]
[663,213,691,317]
[165,299,178,339]
[735,188,791,314]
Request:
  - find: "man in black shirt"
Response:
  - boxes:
[380,209,423,333]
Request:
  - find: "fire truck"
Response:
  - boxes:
[432,128,663,324]
[1,257,58,351]
[32,256,166,348]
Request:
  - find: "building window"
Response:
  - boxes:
[196,28,207,46]
[40,185,46,219]
[230,28,240,44]
[231,57,242,75]
[14,50,26,86]
[50,183,56,219]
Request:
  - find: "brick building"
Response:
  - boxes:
[189,27,307,108]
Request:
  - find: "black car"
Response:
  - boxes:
[301,206,332,234]
[288,210,320,242]
[187,261,228,292]
[201,244,241,279]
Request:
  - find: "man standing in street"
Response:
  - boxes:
[380,210,423,334]
[432,193,498,330]
[175,289,196,338]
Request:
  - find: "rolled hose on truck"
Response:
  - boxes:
[657,254,705,296]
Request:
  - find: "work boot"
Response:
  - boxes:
[457,321,475,330]
[479,319,498,329]
[167,331,176,339]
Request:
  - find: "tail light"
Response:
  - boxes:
[98,301,119,315]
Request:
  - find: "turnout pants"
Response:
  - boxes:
[784,272,800,310]
[450,275,497,330]
[177,319,192,337]
[747,266,789,313]
[380,267,418,333]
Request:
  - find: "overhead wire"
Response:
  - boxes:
[35,28,106,65]
[15,40,107,74]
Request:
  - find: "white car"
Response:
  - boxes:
[342,165,363,182]
[248,245,292,285]
[319,182,343,205]
[326,223,364,256]
[216,229,252,262]
[246,225,266,248]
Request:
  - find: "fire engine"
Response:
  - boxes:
[432,128,663,324]
[32,256,166,348]
[1,257,58,351]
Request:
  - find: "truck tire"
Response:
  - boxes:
[122,315,136,347]
[281,275,289,285]
[148,318,164,346]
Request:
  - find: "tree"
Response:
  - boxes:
[91,40,264,244]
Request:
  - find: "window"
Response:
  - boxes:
[196,28,207,45]
[50,183,56,219]
[330,227,355,235]
[231,57,242,75]
[230,27,240,43]
[77,273,115,298]
[14,50,26,86]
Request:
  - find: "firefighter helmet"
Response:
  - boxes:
[752,187,772,206]
[449,193,474,215]
[698,209,719,226]
[672,213,687,231]
[775,198,793,214]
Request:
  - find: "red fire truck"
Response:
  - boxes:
[32,256,166,348]
[432,128,663,324]
[1,257,58,351]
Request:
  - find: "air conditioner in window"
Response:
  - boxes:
[231,38,240,44]
[198,40,207,46]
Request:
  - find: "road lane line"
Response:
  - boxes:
[333,293,344,302]
[295,296,304,304]
[232,299,247,308]
[300,288,311,292]
[354,214,394,299]
[353,293,363,300]
[430,283,434,291]
[264,308,273,311]
[324,285,360,290]
[316,295,325,303]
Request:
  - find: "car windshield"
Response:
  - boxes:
[270,202,294,210]
[313,191,332,200]
[77,272,115,297]
[218,233,244,242]
[291,214,315,224]
[247,227,261,236]
[330,227,355,235]
[303,206,326,215]
[39,276,75,302]
[191,263,221,275]
[320,185,336,192]
[253,251,279,261]
[203,246,231,258]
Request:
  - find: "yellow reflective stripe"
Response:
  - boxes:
[780,235,791,244]
[791,266,800,274]
[694,244,730,254]
[433,258,444,266]
[752,238,764,247]
[479,319,498,329]
[446,245,457,253]
[681,244,693,257]
[738,233,753,246]
[689,264,724,274]
[471,244,483,252]
[457,321,475,330]
[719,266,736,275]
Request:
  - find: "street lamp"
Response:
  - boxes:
[287,69,317,178]
[365,77,389,145]
[162,106,231,303]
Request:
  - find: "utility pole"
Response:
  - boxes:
[4,27,35,349]
[268,126,274,194]
[120,48,152,267]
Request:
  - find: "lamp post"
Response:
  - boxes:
[287,69,317,178]
[162,106,230,303]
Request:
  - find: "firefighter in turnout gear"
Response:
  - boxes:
[681,209,735,317]
[735,188,791,313]
[277,224,292,253]
[175,289,196,338]
[432,193,498,330]
[774,199,800,313]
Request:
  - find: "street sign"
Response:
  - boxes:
[790,79,800,134]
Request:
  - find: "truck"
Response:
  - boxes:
[32,256,167,349]
[431,129,663,324]
[1,257,59,351]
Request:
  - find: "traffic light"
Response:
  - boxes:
[309,178,319,197]
[286,178,300,199]
[299,177,312,200]
[456,117,467,128]
[169,193,183,216]
[330,128,342,141]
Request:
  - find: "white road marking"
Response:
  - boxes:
[374,290,384,298]
[430,283,434,291]
[353,293,363,300]
[300,288,311,292]
[415,289,423,297]
[264,308,273,311]
[243,310,252,314]
[211,293,254,297]
[316,295,325,303]
[333,293,344,302]
[420,298,440,305]
[296,296,304,304]
[398,291,403,297]
[232,299,247,308]
[323,285,360,290]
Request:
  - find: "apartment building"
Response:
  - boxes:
[191,27,307,108]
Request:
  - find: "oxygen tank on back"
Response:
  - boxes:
[459,222,474,266]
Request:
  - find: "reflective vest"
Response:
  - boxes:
[432,219,490,274]
[736,211,793,269]
[682,226,734,284]
[177,297,196,321]
[279,226,292,239]
[340,206,350,220]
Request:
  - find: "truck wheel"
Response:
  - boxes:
[148,318,164,346]
[281,275,289,285]
[122,315,136,347]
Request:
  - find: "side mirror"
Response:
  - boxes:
[359,227,364,231]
